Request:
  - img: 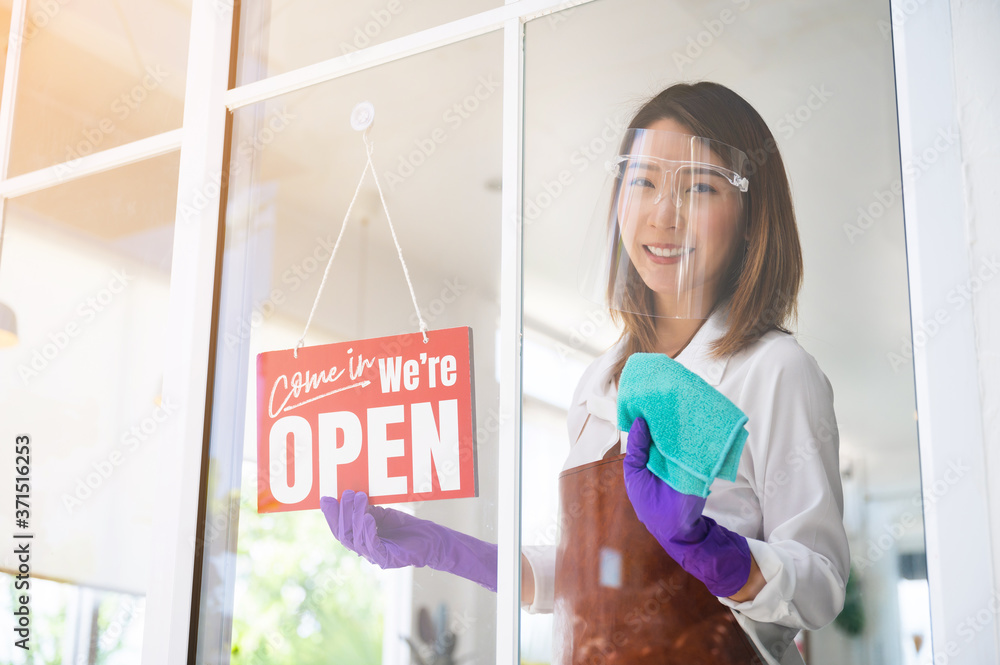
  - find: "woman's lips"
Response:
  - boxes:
[643,244,693,264]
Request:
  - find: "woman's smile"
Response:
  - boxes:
[643,243,694,263]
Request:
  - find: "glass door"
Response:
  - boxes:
[519,1,927,663]
[194,28,506,665]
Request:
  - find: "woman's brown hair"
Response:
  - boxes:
[609,82,802,382]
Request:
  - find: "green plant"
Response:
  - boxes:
[834,565,865,637]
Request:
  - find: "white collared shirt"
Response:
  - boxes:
[521,300,851,665]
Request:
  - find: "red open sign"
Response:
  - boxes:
[256,327,477,513]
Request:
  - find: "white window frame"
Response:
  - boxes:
[0,0,995,663]
[889,0,998,662]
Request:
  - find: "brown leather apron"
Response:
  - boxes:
[553,453,763,664]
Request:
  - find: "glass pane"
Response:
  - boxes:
[236,0,500,85]
[7,0,190,176]
[196,31,503,665]
[522,1,923,664]
[0,152,178,663]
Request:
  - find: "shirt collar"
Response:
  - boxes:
[583,297,734,411]
[674,296,732,387]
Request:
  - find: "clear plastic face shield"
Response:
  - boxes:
[580,128,750,320]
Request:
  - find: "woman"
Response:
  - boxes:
[321,82,850,665]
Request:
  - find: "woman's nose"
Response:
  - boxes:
[645,195,681,229]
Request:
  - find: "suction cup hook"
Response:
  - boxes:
[351,101,375,131]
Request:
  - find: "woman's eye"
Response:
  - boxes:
[688,182,716,194]
[628,176,655,188]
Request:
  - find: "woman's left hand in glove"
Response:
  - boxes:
[623,417,753,598]
[320,490,498,592]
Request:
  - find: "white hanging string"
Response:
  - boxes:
[364,131,429,343]
[294,127,429,357]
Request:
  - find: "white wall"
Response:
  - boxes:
[950,0,1000,646]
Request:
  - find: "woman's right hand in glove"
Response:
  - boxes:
[623,417,752,598]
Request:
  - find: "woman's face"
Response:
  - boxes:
[616,117,746,318]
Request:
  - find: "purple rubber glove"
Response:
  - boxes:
[623,417,752,598]
[320,490,498,592]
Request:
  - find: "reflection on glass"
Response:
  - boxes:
[0,152,178,662]
[7,0,190,176]
[236,0,499,85]
[196,32,503,665]
[522,1,923,664]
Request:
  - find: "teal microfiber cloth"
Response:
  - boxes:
[616,353,749,498]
